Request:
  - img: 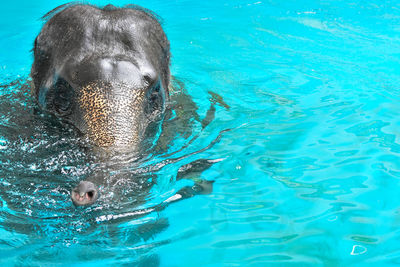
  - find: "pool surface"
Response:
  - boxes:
[1,0,400,266]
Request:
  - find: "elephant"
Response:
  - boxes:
[31,4,227,206]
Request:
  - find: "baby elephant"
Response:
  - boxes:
[31,4,170,206]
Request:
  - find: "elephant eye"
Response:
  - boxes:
[53,78,73,115]
[145,81,164,117]
[150,84,160,101]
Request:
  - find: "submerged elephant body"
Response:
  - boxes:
[31,4,171,205]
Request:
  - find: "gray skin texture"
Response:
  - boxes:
[31,4,170,206]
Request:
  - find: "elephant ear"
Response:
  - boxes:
[30,2,75,99]
[31,36,52,100]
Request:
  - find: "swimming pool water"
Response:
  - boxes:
[1,0,400,265]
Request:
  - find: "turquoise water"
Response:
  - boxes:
[1,0,400,265]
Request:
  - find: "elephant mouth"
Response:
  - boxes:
[78,81,146,148]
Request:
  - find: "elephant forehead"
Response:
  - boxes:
[64,56,142,86]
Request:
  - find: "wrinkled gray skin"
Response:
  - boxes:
[31,4,170,206]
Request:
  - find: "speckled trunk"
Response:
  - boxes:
[79,81,146,148]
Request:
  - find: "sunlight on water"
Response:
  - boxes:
[1,0,400,266]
